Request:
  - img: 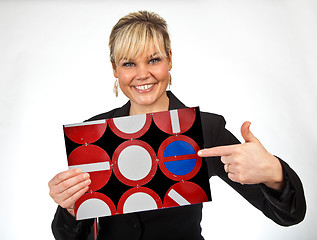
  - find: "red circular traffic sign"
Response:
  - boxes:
[117,187,163,214]
[112,140,157,186]
[68,144,112,191]
[164,181,208,208]
[75,192,116,220]
[108,114,152,139]
[64,120,107,144]
[153,108,196,135]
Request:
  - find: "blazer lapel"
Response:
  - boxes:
[167,91,187,110]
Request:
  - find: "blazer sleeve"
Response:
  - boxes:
[51,206,94,240]
[200,112,306,226]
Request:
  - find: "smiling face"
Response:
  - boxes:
[113,44,172,115]
[109,11,172,115]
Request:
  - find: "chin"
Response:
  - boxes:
[135,97,157,106]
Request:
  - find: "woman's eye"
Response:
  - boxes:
[122,62,135,67]
[149,58,161,64]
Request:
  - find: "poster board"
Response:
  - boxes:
[63,107,211,220]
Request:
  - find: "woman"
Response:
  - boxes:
[49,11,306,240]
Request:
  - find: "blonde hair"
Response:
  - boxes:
[109,11,171,66]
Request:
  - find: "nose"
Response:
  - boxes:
[135,64,150,80]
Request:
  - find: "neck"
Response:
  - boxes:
[129,93,169,116]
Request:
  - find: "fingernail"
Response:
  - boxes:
[197,150,202,156]
[75,168,81,173]
[83,173,89,179]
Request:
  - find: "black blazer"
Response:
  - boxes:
[52,91,306,240]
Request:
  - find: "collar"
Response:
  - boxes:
[113,91,187,117]
[167,90,187,110]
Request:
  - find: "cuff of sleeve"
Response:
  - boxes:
[260,156,291,202]
[58,206,82,228]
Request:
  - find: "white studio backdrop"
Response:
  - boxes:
[0,0,316,239]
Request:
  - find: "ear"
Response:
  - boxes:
[112,62,118,78]
[168,50,172,71]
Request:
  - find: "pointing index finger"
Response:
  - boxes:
[198,145,236,157]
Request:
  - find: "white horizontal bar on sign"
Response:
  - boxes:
[170,110,181,134]
[167,189,190,206]
[69,162,110,173]
[64,119,106,128]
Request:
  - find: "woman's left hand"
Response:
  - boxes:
[198,121,285,191]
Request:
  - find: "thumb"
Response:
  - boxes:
[241,121,257,143]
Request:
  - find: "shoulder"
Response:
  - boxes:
[199,111,226,129]
[199,111,232,148]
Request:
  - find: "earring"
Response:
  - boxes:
[168,72,172,88]
[113,79,119,97]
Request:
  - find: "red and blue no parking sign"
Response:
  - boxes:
[158,135,202,181]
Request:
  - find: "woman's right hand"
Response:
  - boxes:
[48,168,91,217]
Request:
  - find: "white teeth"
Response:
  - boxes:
[135,84,154,90]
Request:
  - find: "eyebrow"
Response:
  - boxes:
[149,52,159,58]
